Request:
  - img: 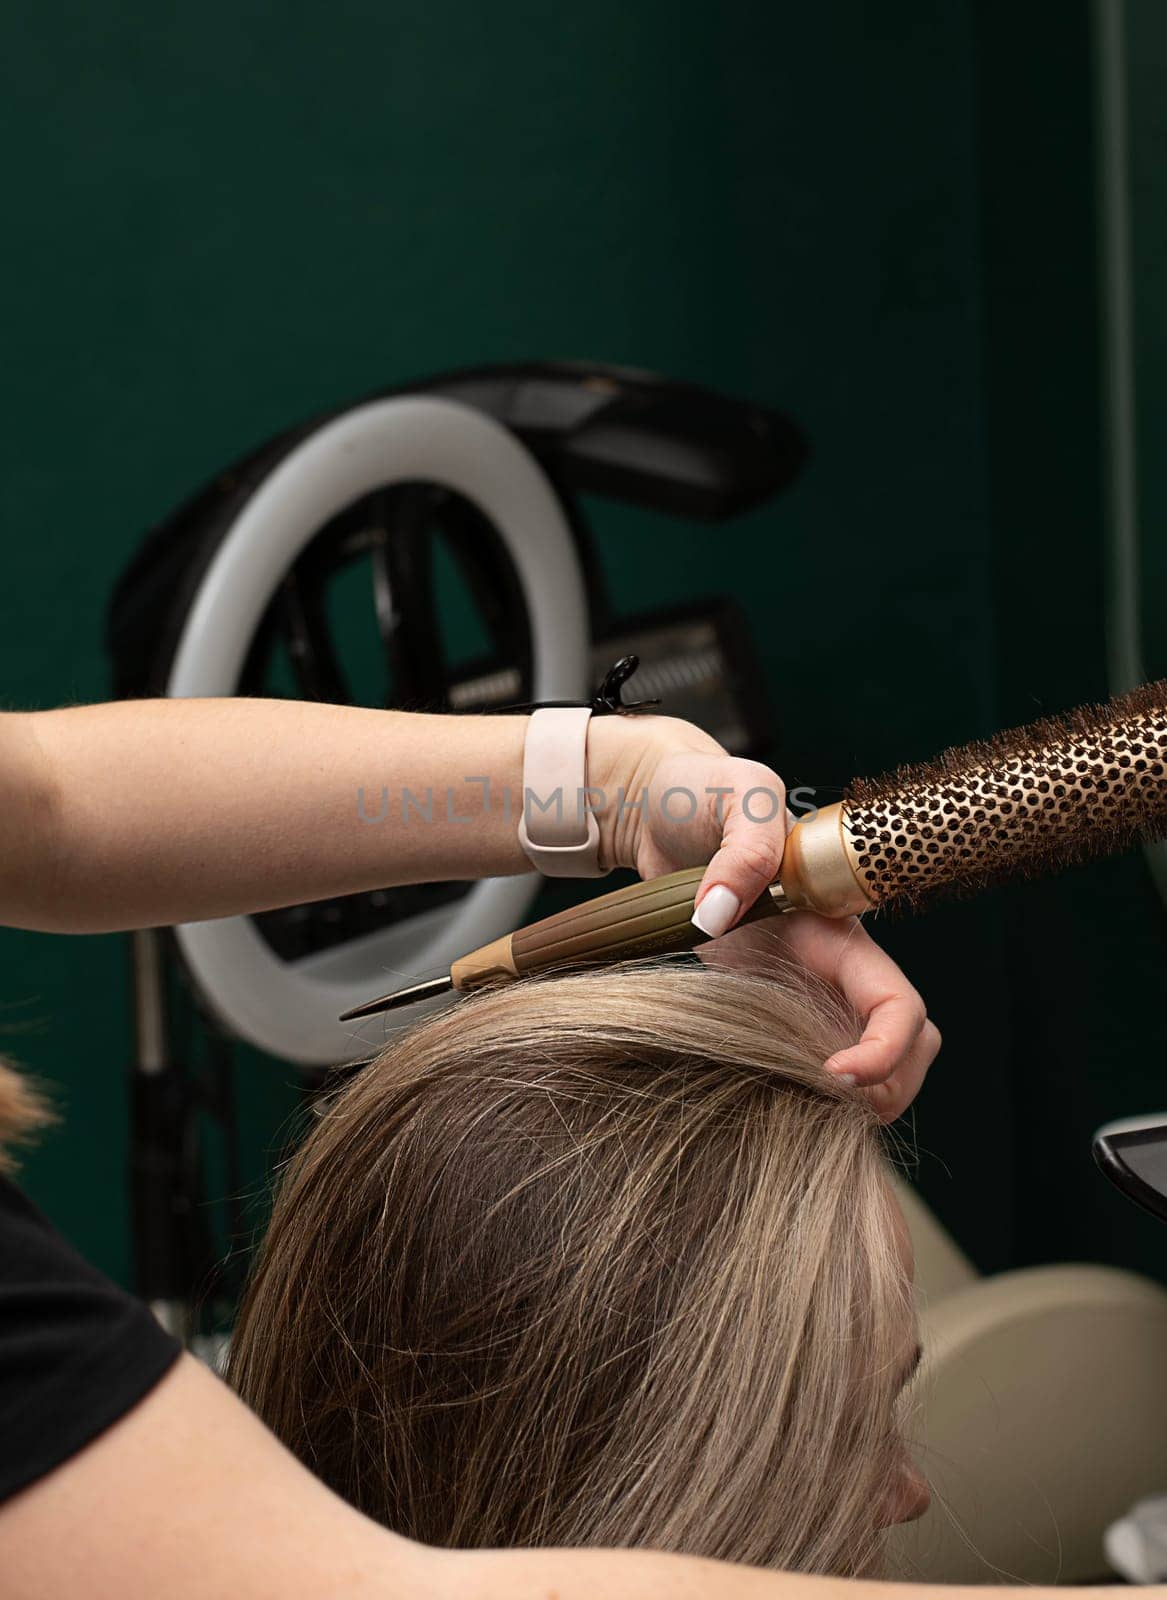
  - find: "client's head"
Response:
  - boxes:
[230,958,926,1577]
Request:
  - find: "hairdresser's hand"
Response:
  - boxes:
[698,913,940,1123]
[590,715,938,1119]
[591,715,787,937]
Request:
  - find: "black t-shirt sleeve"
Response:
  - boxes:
[0,1174,182,1504]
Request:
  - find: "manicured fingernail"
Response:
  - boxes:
[691,885,741,939]
[834,1073,857,1088]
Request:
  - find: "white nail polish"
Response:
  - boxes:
[691,884,741,939]
[834,1073,858,1089]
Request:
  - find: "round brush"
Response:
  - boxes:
[782,677,1167,916]
[341,681,1167,1020]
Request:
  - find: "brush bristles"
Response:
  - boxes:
[842,681,1167,912]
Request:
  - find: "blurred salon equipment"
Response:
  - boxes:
[890,1178,1167,1584]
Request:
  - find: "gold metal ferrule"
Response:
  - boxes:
[775,801,873,917]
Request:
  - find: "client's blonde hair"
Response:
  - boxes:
[230,958,914,1576]
[0,1058,53,1172]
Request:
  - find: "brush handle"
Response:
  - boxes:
[450,867,786,991]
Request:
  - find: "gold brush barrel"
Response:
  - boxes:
[779,680,1167,916]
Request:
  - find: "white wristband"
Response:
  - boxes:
[517,707,610,878]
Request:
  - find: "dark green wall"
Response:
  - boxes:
[2,0,1164,1289]
[1130,0,1167,640]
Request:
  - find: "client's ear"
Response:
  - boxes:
[0,1058,54,1172]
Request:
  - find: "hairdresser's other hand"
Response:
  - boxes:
[591,714,787,935]
[697,913,940,1123]
[589,715,938,1119]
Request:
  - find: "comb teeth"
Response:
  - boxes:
[842,680,1167,911]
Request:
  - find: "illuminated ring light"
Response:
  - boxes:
[167,397,591,1064]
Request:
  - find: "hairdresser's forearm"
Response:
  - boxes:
[3,699,634,932]
[1,1353,1124,1600]
[443,1546,1128,1600]
[445,1546,1129,1600]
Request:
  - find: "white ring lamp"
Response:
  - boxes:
[166,396,591,1064]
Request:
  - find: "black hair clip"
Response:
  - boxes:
[591,654,661,715]
[496,654,661,717]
